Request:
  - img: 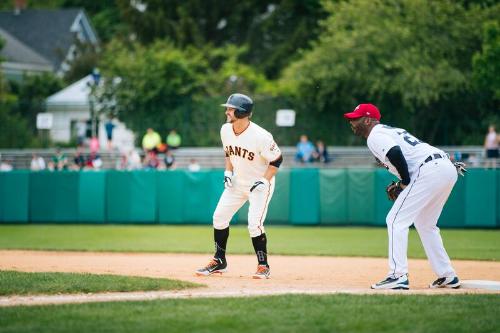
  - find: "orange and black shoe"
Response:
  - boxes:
[195,257,227,276]
[252,264,270,279]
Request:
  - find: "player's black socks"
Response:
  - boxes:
[252,233,268,266]
[214,227,229,260]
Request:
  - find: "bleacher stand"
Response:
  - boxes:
[0,146,493,170]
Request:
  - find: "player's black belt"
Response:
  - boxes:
[423,153,445,165]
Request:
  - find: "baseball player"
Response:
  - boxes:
[344,104,464,290]
[196,93,283,279]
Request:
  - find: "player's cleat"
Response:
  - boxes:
[252,264,270,279]
[195,257,227,276]
[371,274,409,290]
[429,276,461,289]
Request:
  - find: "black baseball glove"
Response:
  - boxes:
[386,181,404,201]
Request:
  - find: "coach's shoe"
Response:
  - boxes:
[195,257,227,276]
[429,276,461,289]
[371,274,409,290]
[252,265,270,279]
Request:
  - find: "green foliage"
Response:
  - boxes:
[99,39,207,141]
[112,0,325,78]
[0,270,200,296]
[12,73,63,135]
[473,21,500,101]
[99,40,276,145]
[1,295,499,333]
[0,67,34,148]
[0,225,498,260]
[0,104,34,148]
[62,39,100,84]
[281,0,499,144]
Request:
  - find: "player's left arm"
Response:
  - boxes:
[386,146,410,189]
[263,155,283,181]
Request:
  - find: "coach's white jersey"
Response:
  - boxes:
[221,122,281,186]
[367,124,444,179]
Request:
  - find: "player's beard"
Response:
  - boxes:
[351,124,362,136]
[226,115,236,123]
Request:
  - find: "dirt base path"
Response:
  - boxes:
[1,250,499,306]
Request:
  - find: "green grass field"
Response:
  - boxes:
[0,271,201,296]
[0,294,499,333]
[1,225,499,333]
[0,225,499,260]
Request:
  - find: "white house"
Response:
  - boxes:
[46,75,135,150]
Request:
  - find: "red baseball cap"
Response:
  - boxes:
[343,104,381,121]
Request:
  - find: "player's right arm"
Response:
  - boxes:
[225,155,233,173]
[221,124,234,188]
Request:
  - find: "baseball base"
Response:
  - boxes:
[461,280,500,291]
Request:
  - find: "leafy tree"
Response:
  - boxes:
[114,0,325,78]
[99,39,277,145]
[281,0,499,145]
[473,21,500,101]
[12,73,63,135]
[244,0,328,78]
[0,40,34,148]
[63,38,100,84]
[99,39,207,142]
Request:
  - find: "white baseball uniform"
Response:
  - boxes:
[213,121,282,237]
[367,124,457,279]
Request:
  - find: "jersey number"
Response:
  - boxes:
[382,126,423,146]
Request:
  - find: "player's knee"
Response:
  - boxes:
[213,212,230,230]
[248,224,265,238]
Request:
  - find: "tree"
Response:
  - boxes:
[99,39,207,142]
[115,0,326,78]
[13,73,63,136]
[473,21,500,102]
[0,39,35,148]
[280,0,499,144]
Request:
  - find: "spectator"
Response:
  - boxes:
[188,158,201,172]
[164,150,176,170]
[128,149,142,170]
[49,149,68,171]
[295,134,316,163]
[143,151,160,170]
[467,153,480,168]
[116,152,128,170]
[166,129,182,150]
[142,128,162,153]
[104,117,116,150]
[76,120,87,147]
[85,151,102,170]
[89,135,100,153]
[30,153,46,171]
[0,156,13,171]
[314,140,330,164]
[484,124,498,169]
[72,148,86,170]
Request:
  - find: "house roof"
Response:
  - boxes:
[46,74,92,107]
[0,27,51,67]
[0,8,97,70]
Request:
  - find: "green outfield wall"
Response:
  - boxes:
[0,169,498,227]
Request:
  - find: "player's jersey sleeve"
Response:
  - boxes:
[367,131,398,161]
[259,132,282,163]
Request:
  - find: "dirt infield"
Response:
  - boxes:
[1,250,499,306]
